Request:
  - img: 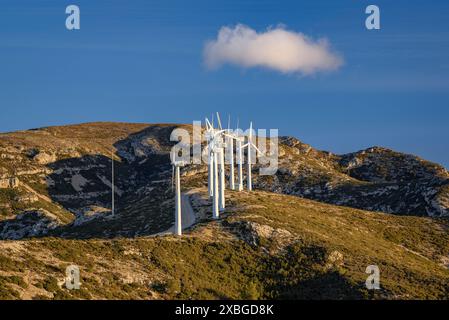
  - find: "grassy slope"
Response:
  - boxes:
[0,189,447,300]
[223,190,449,299]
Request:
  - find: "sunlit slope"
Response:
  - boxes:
[1,188,447,300]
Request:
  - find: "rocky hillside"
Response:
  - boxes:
[254,137,449,217]
[0,188,447,300]
[0,122,448,300]
[0,123,181,239]
[0,122,448,241]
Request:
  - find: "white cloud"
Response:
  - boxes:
[204,24,343,75]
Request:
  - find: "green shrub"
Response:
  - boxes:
[42,277,59,292]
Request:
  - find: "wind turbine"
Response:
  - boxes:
[211,133,225,218]
[215,113,226,211]
[242,122,262,191]
[222,115,243,191]
[171,154,185,236]
[205,116,226,218]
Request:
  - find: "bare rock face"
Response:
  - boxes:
[115,125,177,162]
[0,210,61,240]
[33,152,57,165]
[255,137,449,217]
[430,187,449,217]
[325,251,344,270]
[226,220,293,249]
[72,206,111,227]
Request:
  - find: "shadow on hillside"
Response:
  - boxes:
[0,125,184,240]
[259,242,368,300]
[276,270,366,300]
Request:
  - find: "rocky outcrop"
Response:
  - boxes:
[255,138,449,217]
[0,210,61,240]
[115,125,177,162]
[225,220,294,249]
[429,187,449,217]
[72,206,111,227]
[33,151,57,165]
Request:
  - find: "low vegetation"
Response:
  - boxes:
[0,189,447,300]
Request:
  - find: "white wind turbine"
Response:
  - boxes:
[222,115,242,191]
[204,114,263,217]
[215,113,227,211]
[171,153,186,236]
[205,117,226,217]
[242,122,262,191]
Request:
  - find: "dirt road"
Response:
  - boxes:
[153,193,196,236]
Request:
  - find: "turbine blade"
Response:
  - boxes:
[216,112,223,130]
[252,143,263,155]
[215,129,226,135]
[223,133,238,139]
[205,118,212,130]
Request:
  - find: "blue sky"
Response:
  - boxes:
[0,0,448,167]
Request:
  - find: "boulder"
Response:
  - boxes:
[33,152,57,165]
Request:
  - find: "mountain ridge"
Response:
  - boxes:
[0,122,447,241]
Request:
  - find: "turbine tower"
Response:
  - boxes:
[227,115,235,190]
[215,113,226,211]
[171,155,185,236]
[242,122,262,191]
[210,138,224,218]
[205,118,215,198]
[208,148,214,198]
[236,135,244,191]
[228,135,235,190]
[233,118,244,191]
[212,148,220,218]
